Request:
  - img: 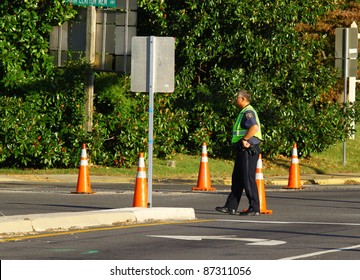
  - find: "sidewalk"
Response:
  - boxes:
[2,172,360,186]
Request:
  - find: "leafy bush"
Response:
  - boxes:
[90,73,190,167]
[0,61,88,168]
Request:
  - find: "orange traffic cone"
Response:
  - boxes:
[132,153,148,207]
[283,143,303,189]
[256,154,272,214]
[192,142,216,191]
[72,144,94,194]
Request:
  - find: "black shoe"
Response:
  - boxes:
[215,206,236,215]
[239,208,260,216]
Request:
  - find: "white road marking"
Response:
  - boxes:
[217,219,360,226]
[280,244,360,260]
[148,235,286,246]
[217,219,360,259]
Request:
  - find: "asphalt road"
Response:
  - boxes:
[0,181,360,261]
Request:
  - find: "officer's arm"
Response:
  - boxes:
[243,124,259,141]
[242,124,259,148]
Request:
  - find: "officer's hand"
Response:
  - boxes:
[242,139,250,148]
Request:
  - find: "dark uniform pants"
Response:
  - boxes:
[225,148,260,212]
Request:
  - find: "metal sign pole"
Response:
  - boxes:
[124,0,129,73]
[57,26,63,67]
[342,28,349,166]
[147,36,155,208]
[101,10,107,70]
[131,36,175,208]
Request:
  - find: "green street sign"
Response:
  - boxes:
[64,0,116,8]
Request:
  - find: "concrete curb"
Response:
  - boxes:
[265,177,360,186]
[3,174,360,186]
[0,207,196,235]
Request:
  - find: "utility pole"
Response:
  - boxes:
[84,6,96,132]
[62,1,118,131]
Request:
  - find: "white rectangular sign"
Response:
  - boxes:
[131,36,175,93]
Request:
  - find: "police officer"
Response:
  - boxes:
[216,90,262,216]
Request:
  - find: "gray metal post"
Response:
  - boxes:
[124,0,129,73]
[84,6,96,132]
[147,36,155,208]
[342,28,349,166]
[101,10,107,70]
[57,26,62,67]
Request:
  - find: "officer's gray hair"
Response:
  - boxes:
[237,90,251,102]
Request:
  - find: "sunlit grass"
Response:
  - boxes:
[1,131,360,179]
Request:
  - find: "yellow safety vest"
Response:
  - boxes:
[232,105,262,144]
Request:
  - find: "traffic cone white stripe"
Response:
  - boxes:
[201,156,208,162]
[291,144,299,163]
[136,171,147,178]
[256,155,263,179]
[81,149,87,158]
[202,145,207,153]
[138,157,145,167]
[79,147,88,166]
[201,144,209,162]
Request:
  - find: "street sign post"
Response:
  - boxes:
[131,36,175,208]
[64,0,116,8]
[335,27,358,77]
[335,24,359,165]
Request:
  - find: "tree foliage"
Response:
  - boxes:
[0,0,76,90]
[138,0,360,158]
[0,1,360,168]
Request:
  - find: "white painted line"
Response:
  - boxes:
[280,244,360,260]
[217,219,360,260]
[217,219,360,226]
[148,235,286,246]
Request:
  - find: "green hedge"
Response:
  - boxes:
[0,65,191,168]
[0,61,87,168]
